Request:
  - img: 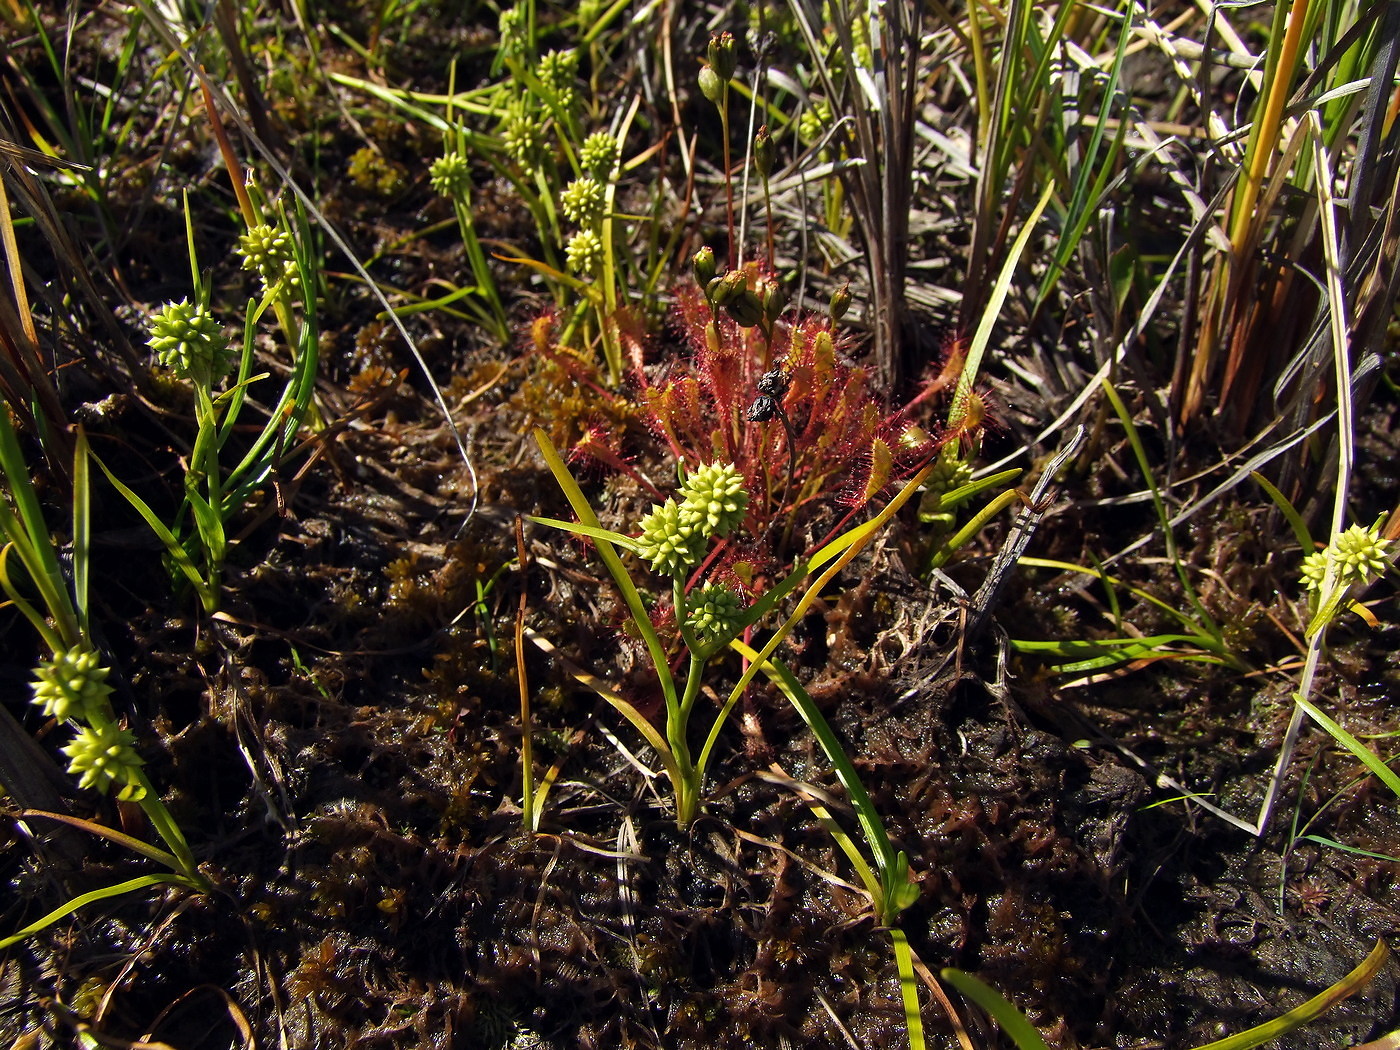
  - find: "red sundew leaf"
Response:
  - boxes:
[858,439,894,506]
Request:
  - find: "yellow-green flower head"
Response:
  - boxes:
[636,498,706,577]
[1300,549,1329,593]
[501,106,543,163]
[685,583,745,641]
[539,49,578,97]
[580,132,621,178]
[32,646,114,723]
[565,229,603,273]
[62,722,147,801]
[1330,523,1392,584]
[237,224,299,292]
[560,177,605,226]
[147,299,228,380]
[429,151,472,199]
[498,5,527,55]
[678,462,749,539]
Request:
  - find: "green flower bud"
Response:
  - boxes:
[560,177,606,226]
[760,277,787,326]
[707,32,736,82]
[580,131,621,177]
[565,229,604,273]
[685,583,745,641]
[428,151,472,199]
[725,288,765,328]
[237,224,299,293]
[693,246,717,287]
[710,269,747,307]
[754,125,774,180]
[679,462,749,539]
[698,64,723,104]
[829,283,852,322]
[31,646,114,724]
[636,498,706,577]
[62,722,147,801]
[147,299,228,381]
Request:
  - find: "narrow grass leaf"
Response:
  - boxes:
[1188,939,1390,1050]
[0,874,199,951]
[940,968,1051,1050]
[1294,694,1400,799]
[1301,835,1400,863]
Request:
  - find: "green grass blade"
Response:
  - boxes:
[940,968,1051,1050]
[533,429,677,709]
[87,448,217,612]
[72,428,92,637]
[0,874,200,951]
[1251,470,1314,551]
[889,928,927,1050]
[1188,939,1390,1050]
[1301,835,1400,863]
[1294,694,1400,799]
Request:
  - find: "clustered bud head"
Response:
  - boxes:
[1302,522,1394,593]
[928,443,974,494]
[561,177,606,226]
[580,132,621,177]
[634,463,750,576]
[685,582,745,641]
[61,722,147,801]
[147,299,228,381]
[565,229,603,273]
[429,151,472,199]
[679,462,749,539]
[539,49,578,90]
[501,105,543,163]
[636,498,706,577]
[237,224,299,293]
[32,646,114,724]
[798,99,832,145]
[498,5,527,55]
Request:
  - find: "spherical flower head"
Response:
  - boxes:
[1331,523,1392,584]
[798,99,832,145]
[928,445,973,494]
[560,177,605,226]
[501,106,542,164]
[635,498,705,577]
[1300,549,1329,593]
[580,132,621,178]
[61,722,147,800]
[429,151,472,199]
[539,49,578,94]
[498,5,527,55]
[147,299,228,381]
[685,583,745,642]
[678,462,749,540]
[32,646,114,723]
[237,224,299,292]
[565,229,603,273]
